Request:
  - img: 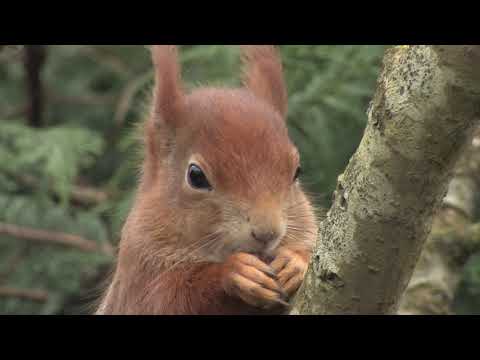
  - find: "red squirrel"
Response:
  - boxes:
[96,45,318,315]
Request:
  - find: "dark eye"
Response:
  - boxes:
[187,164,212,191]
[293,166,302,182]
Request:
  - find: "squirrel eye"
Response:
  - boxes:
[187,164,212,191]
[293,166,302,182]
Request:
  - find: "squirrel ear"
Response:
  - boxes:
[151,45,185,128]
[240,45,288,118]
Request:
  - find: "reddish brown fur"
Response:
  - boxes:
[241,45,288,117]
[96,45,318,315]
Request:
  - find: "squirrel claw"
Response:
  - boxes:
[223,252,287,309]
[273,298,290,308]
[270,247,309,297]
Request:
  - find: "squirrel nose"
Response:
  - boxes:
[251,230,278,245]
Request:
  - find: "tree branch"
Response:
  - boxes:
[0,222,114,256]
[0,45,23,64]
[291,45,480,314]
[398,128,480,314]
[24,45,47,128]
[0,286,49,303]
[6,172,110,207]
[69,184,110,206]
[113,70,153,128]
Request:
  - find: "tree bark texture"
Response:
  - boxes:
[24,45,47,128]
[291,45,480,315]
[398,127,480,314]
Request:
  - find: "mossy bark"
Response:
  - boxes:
[291,46,480,315]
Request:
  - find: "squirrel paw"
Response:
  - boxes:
[270,247,309,297]
[222,252,289,309]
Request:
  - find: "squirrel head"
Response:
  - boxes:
[138,45,309,261]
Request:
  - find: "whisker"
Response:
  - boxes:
[163,232,223,273]
[163,232,220,263]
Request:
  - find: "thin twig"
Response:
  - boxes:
[0,105,28,120]
[70,184,110,206]
[79,46,133,76]
[0,286,49,303]
[0,45,24,64]
[10,172,110,207]
[0,246,28,283]
[114,70,153,128]
[46,86,116,107]
[0,222,114,256]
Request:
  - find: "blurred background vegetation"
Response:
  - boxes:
[0,45,479,314]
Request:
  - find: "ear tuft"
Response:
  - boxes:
[151,45,185,128]
[240,45,288,118]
